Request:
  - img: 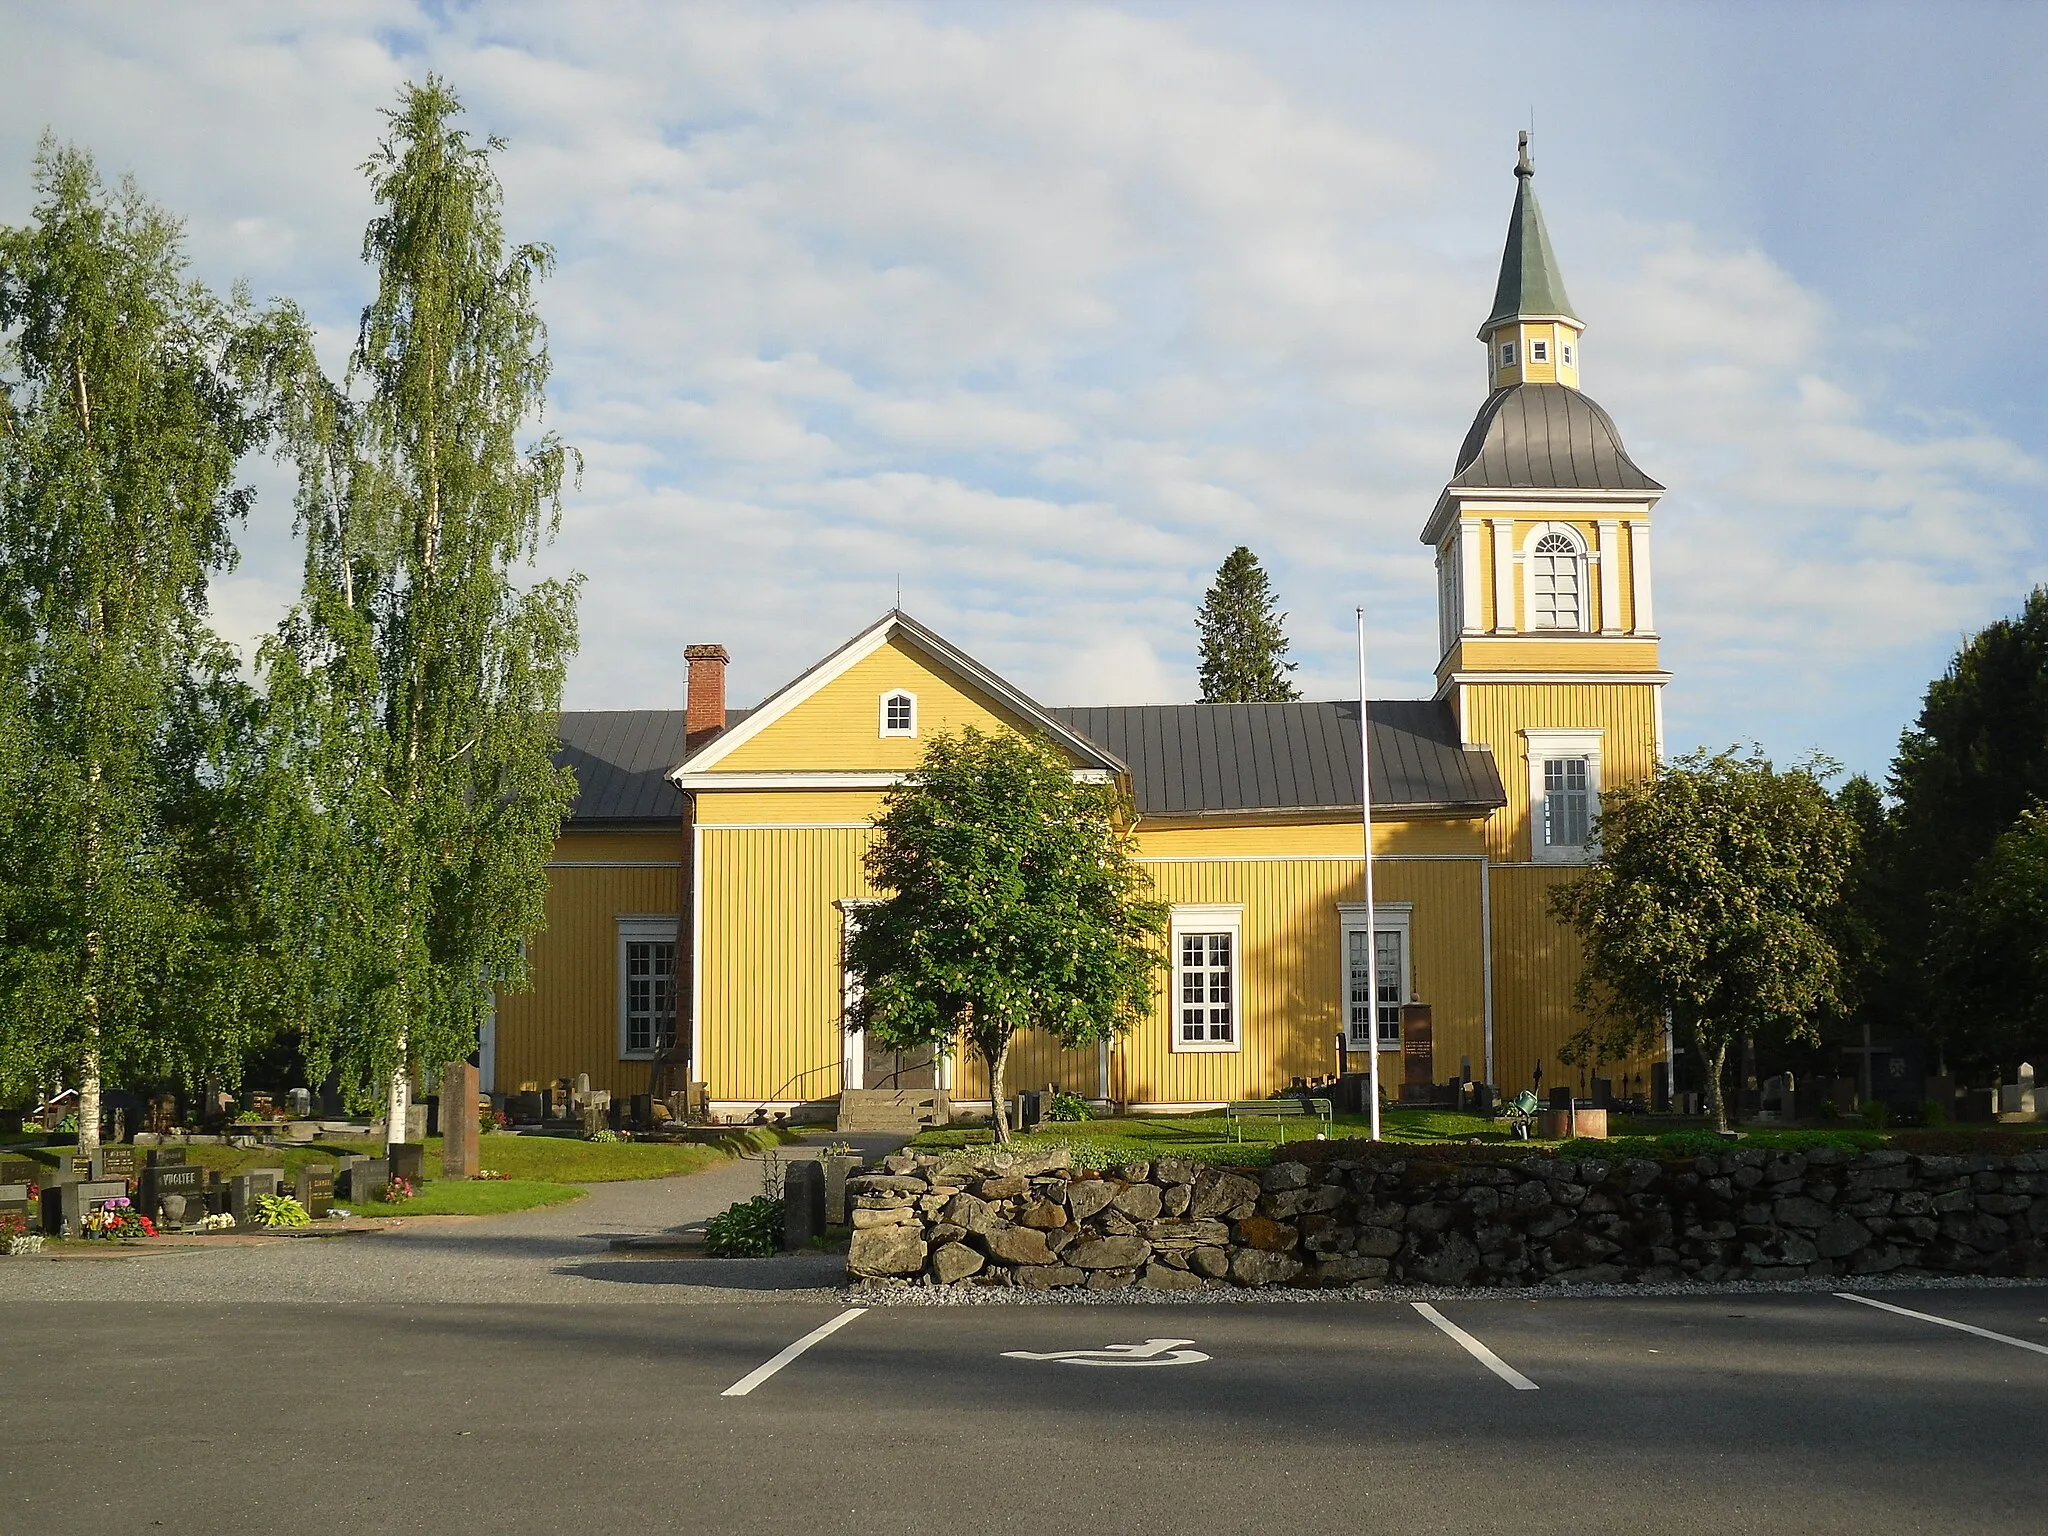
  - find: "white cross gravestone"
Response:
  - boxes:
[1001,1338,1210,1367]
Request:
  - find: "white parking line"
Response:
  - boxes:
[1836,1293,2048,1357]
[721,1307,869,1397]
[1412,1303,1539,1390]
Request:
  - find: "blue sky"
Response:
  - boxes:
[4,1,2043,780]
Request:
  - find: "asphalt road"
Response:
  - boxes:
[5,1287,2045,1535]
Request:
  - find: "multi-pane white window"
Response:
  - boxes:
[1530,530,1583,629]
[1543,757,1591,849]
[880,690,917,737]
[1338,902,1412,1050]
[1437,543,1462,654]
[616,916,678,1057]
[1170,905,1242,1053]
[1498,341,1517,368]
[1530,339,1549,362]
[1560,342,1574,368]
[1524,729,1603,866]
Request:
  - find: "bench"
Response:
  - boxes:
[1225,1098,1334,1142]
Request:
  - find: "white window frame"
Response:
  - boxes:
[837,898,880,1089]
[879,690,917,737]
[615,915,679,1059]
[1521,521,1590,634]
[1560,341,1574,368]
[1337,902,1412,1051]
[1169,904,1243,1054]
[1529,338,1549,363]
[1498,340,1516,368]
[1524,728,1604,866]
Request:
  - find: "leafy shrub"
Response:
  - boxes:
[251,1193,310,1228]
[1047,1091,1091,1122]
[586,1128,621,1144]
[1860,1100,1891,1131]
[704,1195,783,1257]
[1920,1098,1948,1129]
[55,1112,79,1134]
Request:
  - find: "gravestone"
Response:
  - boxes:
[66,1154,93,1180]
[144,1163,208,1227]
[0,1109,23,1136]
[403,1103,428,1144]
[389,1143,426,1186]
[146,1147,186,1168]
[92,1147,138,1187]
[1399,1004,1434,1101]
[822,1151,861,1227]
[43,1178,128,1235]
[579,1092,611,1139]
[628,1094,652,1131]
[344,1157,389,1205]
[295,1165,334,1220]
[783,1160,826,1251]
[441,1060,481,1179]
[1998,1063,2037,1119]
[287,1088,313,1119]
[508,1091,544,1126]
[0,1195,36,1236]
[1,1156,41,1189]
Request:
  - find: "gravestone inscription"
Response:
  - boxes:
[145,1147,186,1168]
[145,1163,208,1226]
[295,1165,334,1220]
[0,1156,41,1189]
[92,1147,138,1186]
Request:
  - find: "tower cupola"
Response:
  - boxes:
[1481,133,1584,392]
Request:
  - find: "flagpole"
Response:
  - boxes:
[1357,608,1381,1143]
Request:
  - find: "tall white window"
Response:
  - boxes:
[1437,543,1462,654]
[1524,729,1603,865]
[880,690,917,737]
[1170,905,1242,1053]
[1531,531,1582,629]
[1338,902,1412,1050]
[1543,757,1591,848]
[616,916,677,1057]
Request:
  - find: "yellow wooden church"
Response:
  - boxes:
[491,138,1671,1118]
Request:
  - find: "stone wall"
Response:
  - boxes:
[845,1145,2048,1290]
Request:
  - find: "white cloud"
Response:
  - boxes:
[3,2,2041,777]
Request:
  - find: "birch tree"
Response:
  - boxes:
[0,144,279,1146]
[261,78,579,1146]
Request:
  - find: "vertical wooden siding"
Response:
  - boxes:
[495,864,680,1100]
[1489,863,1657,1095]
[1462,681,1661,862]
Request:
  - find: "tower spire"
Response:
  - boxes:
[1478,135,1584,391]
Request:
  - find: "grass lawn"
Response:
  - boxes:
[906,1107,1962,1168]
[338,1179,583,1219]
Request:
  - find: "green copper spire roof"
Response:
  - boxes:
[1480,133,1580,335]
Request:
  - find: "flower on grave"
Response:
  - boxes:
[380,1174,415,1203]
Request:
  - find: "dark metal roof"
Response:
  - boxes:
[1482,140,1580,333]
[1047,700,1504,818]
[1450,383,1662,492]
[556,711,686,824]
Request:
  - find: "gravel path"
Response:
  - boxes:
[0,1132,905,1306]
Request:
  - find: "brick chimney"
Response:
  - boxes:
[684,644,729,753]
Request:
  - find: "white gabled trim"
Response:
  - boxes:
[668,609,1125,781]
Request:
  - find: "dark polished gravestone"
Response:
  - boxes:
[341,1157,390,1205]
[228,1170,287,1227]
[144,1163,210,1227]
[782,1160,827,1251]
[389,1142,426,1186]
[41,1179,129,1235]
[1,1155,43,1190]
[295,1164,334,1220]
[92,1146,139,1187]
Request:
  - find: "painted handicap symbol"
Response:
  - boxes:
[1001,1337,1210,1367]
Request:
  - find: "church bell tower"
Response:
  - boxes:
[1420,135,1670,866]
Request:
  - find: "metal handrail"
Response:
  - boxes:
[744,1059,846,1121]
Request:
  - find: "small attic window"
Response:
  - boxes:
[1560,342,1575,368]
[880,690,917,737]
[1529,340,1549,363]
[1499,341,1517,367]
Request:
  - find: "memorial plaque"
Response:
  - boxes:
[67,1154,93,1179]
[389,1142,426,1185]
[440,1060,481,1180]
[93,1147,138,1186]
[146,1147,187,1168]
[1400,1003,1435,1091]
[1,1156,41,1188]
[295,1165,334,1219]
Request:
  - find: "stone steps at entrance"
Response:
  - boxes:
[837,1089,950,1135]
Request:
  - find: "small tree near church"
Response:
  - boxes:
[1550,749,1858,1131]
[1197,546,1300,703]
[846,728,1167,1145]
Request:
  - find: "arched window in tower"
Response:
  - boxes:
[1530,530,1584,630]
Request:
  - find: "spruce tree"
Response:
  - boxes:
[261,78,580,1147]
[1196,546,1300,703]
[0,144,284,1145]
